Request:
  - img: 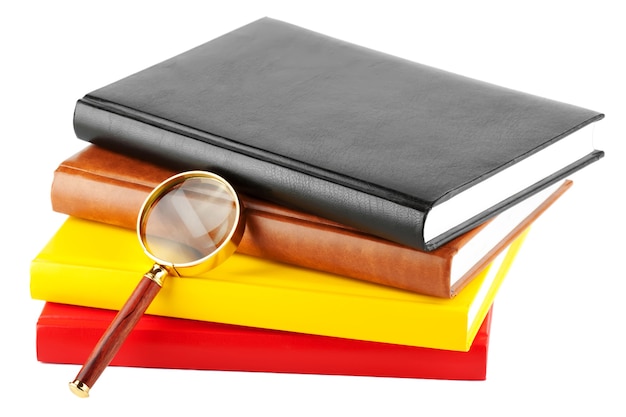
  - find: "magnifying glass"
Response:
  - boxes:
[69,171,245,398]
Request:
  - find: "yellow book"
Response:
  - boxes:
[30,217,528,351]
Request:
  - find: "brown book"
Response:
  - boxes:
[51,145,572,298]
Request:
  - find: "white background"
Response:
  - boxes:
[2,1,624,415]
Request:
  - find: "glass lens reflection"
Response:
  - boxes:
[141,176,238,264]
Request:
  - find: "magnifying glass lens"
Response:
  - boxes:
[140,176,238,264]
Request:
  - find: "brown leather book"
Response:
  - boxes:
[51,145,572,298]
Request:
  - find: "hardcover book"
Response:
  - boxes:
[51,144,572,297]
[30,216,529,351]
[73,17,604,251]
[37,302,494,381]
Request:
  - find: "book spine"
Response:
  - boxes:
[37,303,491,380]
[51,165,453,297]
[29,217,527,351]
[51,167,150,230]
[73,99,429,250]
[29,254,468,350]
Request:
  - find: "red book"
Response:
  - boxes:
[37,302,494,380]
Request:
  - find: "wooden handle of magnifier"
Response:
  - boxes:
[69,266,167,398]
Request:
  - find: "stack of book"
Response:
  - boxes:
[29,18,604,393]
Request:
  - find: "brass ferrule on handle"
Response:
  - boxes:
[145,264,169,285]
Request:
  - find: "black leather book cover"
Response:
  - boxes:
[73,17,604,250]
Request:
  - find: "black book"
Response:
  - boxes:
[73,17,604,251]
